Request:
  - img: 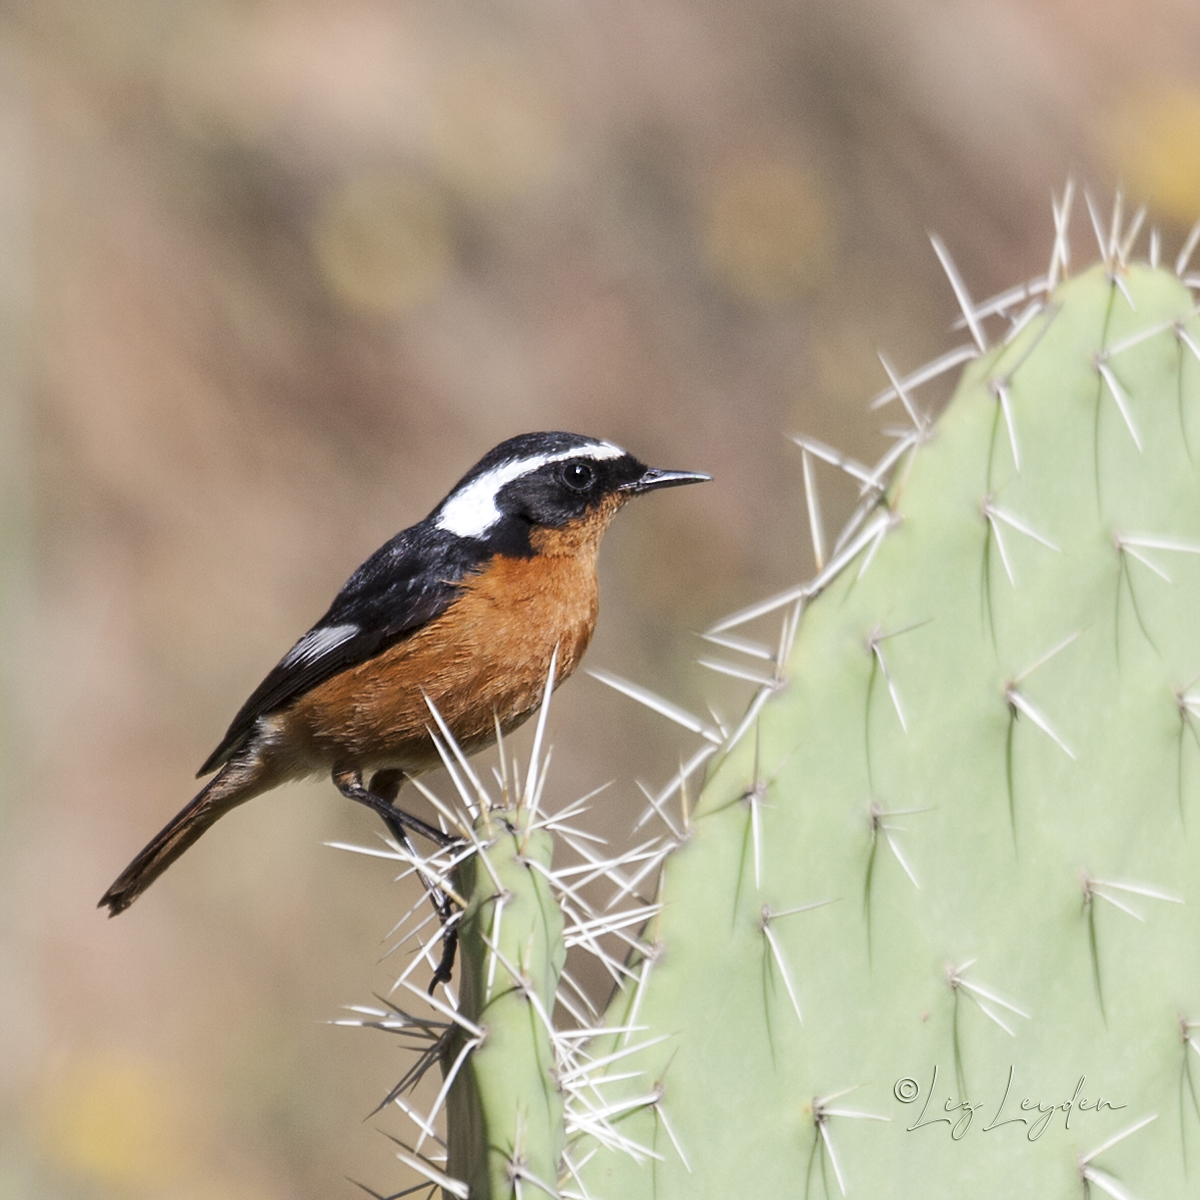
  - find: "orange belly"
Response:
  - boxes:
[278,544,601,774]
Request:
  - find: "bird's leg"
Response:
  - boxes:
[366,768,416,841]
[368,768,462,995]
[335,765,461,991]
[332,764,455,847]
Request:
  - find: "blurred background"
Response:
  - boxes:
[3,0,1200,1196]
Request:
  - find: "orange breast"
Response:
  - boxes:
[279,513,613,775]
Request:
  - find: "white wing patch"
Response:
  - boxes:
[281,622,359,668]
[435,442,625,539]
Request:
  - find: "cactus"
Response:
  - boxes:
[355,191,1200,1200]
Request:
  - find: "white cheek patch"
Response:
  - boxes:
[281,622,359,669]
[436,442,625,539]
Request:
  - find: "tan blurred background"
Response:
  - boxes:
[2,1,1200,1196]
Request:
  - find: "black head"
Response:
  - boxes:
[432,432,708,551]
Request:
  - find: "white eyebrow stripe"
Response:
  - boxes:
[435,442,625,539]
[281,622,359,668]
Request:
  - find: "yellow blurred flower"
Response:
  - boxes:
[311,173,453,316]
[32,1050,282,1199]
[1110,86,1200,226]
[703,157,836,303]
[35,1051,183,1190]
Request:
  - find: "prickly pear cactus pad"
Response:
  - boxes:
[350,196,1200,1200]
[574,214,1200,1199]
[442,808,566,1200]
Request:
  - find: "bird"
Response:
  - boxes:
[100,431,709,917]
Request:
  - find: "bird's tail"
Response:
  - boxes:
[99,761,270,916]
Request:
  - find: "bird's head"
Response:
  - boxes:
[433,432,709,555]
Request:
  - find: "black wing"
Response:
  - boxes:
[198,521,483,775]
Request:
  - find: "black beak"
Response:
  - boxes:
[621,467,711,495]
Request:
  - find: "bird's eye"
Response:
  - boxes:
[561,462,595,491]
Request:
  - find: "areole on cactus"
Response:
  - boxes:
[347,187,1200,1200]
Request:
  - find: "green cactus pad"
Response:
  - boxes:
[445,810,566,1200]
[366,207,1200,1200]
[571,255,1200,1198]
